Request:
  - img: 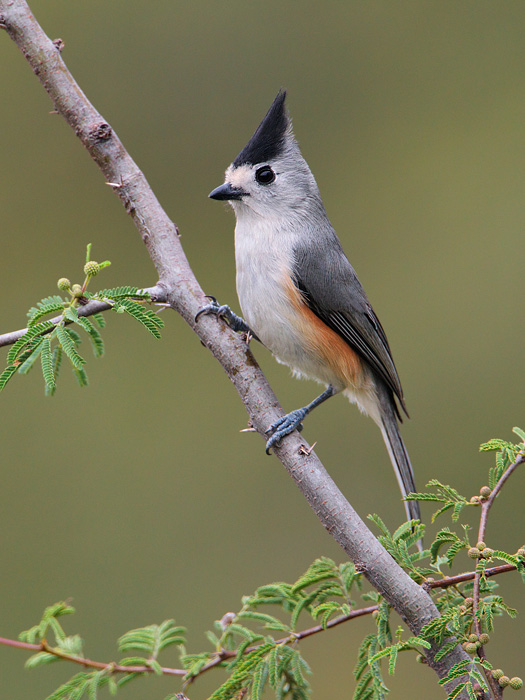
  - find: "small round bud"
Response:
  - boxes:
[468,633,478,643]
[71,284,83,297]
[470,496,481,504]
[84,261,100,277]
[416,653,427,664]
[498,676,510,688]
[464,597,474,608]
[476,542,486,551]
[465,643,478,654]
[481,547,494,559]
[462,642,469,650]
[478,633,490,644]
[219,612,236,630]
[480,486,492,498]
[492,670,504,680]
[468,547,481,559]
[372,610,379,619]
[57,277,71,290]
[459,605,467,613]
[516,548,525,558]
[510,677,523,690]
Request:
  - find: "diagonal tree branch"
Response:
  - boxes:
[0,1,474,695]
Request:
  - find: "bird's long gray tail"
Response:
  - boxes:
[378,399,421,527]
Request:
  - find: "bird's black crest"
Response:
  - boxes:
[233,90,289,167]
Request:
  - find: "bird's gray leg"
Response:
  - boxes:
[195,296,255,336]
[265,385,337,454]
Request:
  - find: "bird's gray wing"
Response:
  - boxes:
[293,235,407,416]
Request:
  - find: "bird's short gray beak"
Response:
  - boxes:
[208,183,247,201]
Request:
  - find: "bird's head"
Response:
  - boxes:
[209,91,321,221]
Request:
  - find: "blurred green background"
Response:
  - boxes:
[1,1,524,698]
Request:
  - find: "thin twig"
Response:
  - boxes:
[0,606,379,681]
[0,286,164,348]
[471,451,524,699]
[0,636,184,676]
[428,564,516,590]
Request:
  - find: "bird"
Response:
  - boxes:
[197,90,420,526]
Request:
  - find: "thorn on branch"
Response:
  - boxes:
[299,441,317,456]
[106,176,124,189]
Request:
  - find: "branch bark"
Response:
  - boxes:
[0,1,474,695]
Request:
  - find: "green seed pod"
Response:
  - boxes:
[468,547,481,559]
[510,677,523,690]
[498,676,510,688]
[84,261,100,277]
[57,277,71,291]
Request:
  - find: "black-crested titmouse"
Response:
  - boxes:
[198,91,420,525]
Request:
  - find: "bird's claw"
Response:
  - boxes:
[196,297,252,335]
[265,409,306,454]
[195,297,229,323]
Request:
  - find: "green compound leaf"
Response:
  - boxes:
[7,321,54,364]
[92,312,106,329]
[479,438,514,452]
[207,643,274,700]
[0,364,19,391]
[512,426,525,443]
[95,286,150,301]
[40,337,56,393]
[292,557,339,593]
[25,651,60,670]
[118,620,186,658]
[73,367,89,388]
[74,316,105,357]
[27,297,66,326]
[56,325,86,370]
[114,298,164,338]
[45,672,93,700]
[17,338,44,375]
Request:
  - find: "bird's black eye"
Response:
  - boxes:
[255,166,275,185]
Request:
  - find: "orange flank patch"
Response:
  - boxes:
[283,276,363,388]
